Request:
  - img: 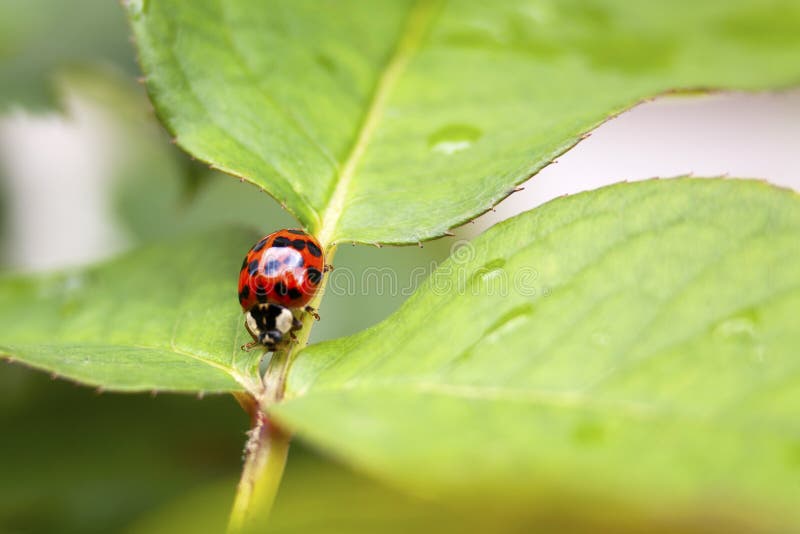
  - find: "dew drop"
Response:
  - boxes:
[714,316,757,339]
[484,303,533,339]
[467,258,506,286]
[480,267,504,283]
[428,124,482,155]
[712,310,765,362]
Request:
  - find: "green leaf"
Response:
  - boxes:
[127,0,800,245]
[275,179,800,528]
[0,230,262,393]
[0,0,135,110]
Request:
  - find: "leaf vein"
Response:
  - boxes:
[315,0,441,245]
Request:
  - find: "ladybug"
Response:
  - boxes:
[237,229,327,351]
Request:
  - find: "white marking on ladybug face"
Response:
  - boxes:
[275,307,294,335]
[245,311,259,339]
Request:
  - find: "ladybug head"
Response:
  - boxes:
[244,303,300,350]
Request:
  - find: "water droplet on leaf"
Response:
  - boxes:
[429,124,482,155]
[712,310,765,362]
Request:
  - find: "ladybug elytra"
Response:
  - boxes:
[238,229,326,351]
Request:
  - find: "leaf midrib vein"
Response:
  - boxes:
[315,0,441,246]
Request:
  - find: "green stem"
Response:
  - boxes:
[227,408,290,533]
[227,246,338,532]
[225,1,437,529]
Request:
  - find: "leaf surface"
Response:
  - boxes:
[276,179,800,526]
[0,230,261,393]
[128,0,800,244]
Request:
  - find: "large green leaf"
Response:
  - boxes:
[127,0,800,245]
[275,179,800,528]
[0,230,261,393]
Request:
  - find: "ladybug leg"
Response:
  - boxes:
[323,264,334,273]
[304,306,321,321]
[288,315,303,340]
[240,340,260,352]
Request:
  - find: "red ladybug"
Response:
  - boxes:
[238,229,326,350]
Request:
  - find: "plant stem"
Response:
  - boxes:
[227,247,338,532]
[227,408,290,533]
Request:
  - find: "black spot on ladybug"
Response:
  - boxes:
[252,238,268,252]
[288,288,303,300]
[291,239,306,251]
[255,279,268,302]
[248,260,259,276]
[239,285,250,303]
[264,260,280,275]
[306,241,322,257]
[307,267,322,285]
[287,229,306,235]
[256,286,268,303]
[272,236,291,247]
[274,281,288,296]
